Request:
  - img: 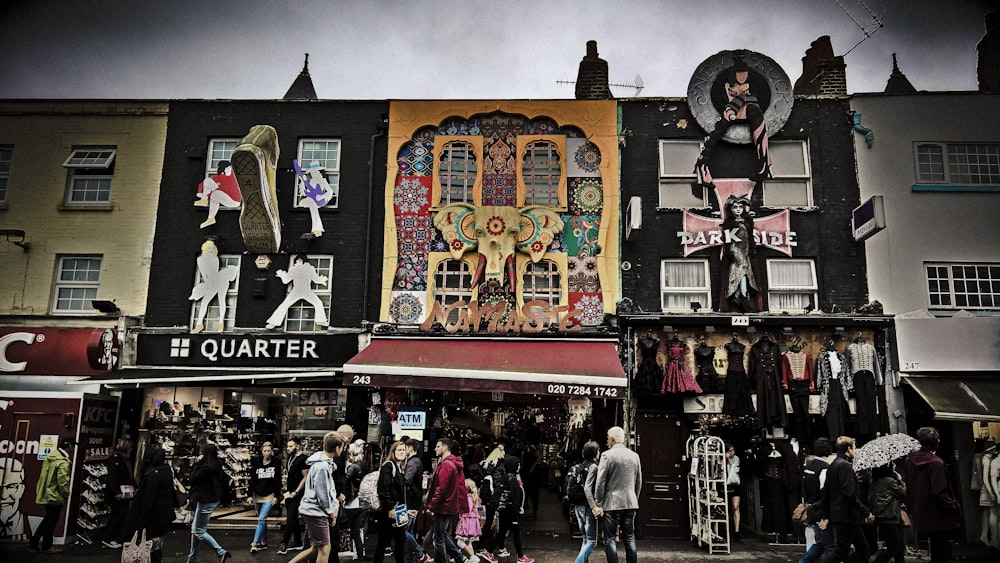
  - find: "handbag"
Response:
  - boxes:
[900,508,911,527]
[792,502,809,524]
[121,529,153,563]
[392,503,410,528]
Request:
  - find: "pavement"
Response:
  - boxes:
[3,529,999,563]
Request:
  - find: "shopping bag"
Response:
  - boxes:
[121,529,152,563]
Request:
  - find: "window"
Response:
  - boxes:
[764,140,812,207]
[437,141,477,205]
[916,143,1000,185]
[63,147,116,205]
[0,146,11,204]
[206,138,239,178]
[285,255,334,331]
[432,258,474,324]
[52,256,102,313]
[521,140,561,206]
[766,259,818,312]
[296,139,341,209]
[660,259,710,311]
[190,254,240,331]
[658,140,706,208]
[926,263,1000,310]
[522,260,562,308]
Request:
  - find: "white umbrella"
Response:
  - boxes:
[853,433,920,472]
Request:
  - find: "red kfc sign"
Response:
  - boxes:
[0,328,119,375]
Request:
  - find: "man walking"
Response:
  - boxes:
[278,437,309,554]
[402,438,430,563]
[818,436,873,563]
[424,438,477,563]
[289,431,345,563]
[906,426,962,563]
[29,436,74,553]
[592,426,642,563]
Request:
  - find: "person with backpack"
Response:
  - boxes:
[101,438,135,549]
[127,446,177,563]
[568,440,600,563]
[374,440,409,563]
[481,455,532,563]
[343,439,369,562]
[187,443,231,563]
[476,445,507,557]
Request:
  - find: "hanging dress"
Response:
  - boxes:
[694,344,723,393]
[636,337,662,393]
[661,339,702,394]
[817,349,851,440]
[722,341,755,417]
[750,339,787,430]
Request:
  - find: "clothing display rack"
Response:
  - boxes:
[688,434,730,555]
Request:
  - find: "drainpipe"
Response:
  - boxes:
[363,115,388,326]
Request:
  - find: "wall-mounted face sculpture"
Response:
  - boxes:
[434,203,564,292]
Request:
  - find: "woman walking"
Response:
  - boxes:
[102,438,135,548]
[482,456,533,563]
[343,439,369,561]
[249,442,282,552]
[187,444,231,563]
[870,464,907,563]
[725,443,742,540]
[374,440,408,563]
[127,447,177,563]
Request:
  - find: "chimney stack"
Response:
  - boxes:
[575,40,613,100]
[978,12,1000,92]
[793,36,847,97]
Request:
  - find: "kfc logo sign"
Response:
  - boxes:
[0,328,118,375]
[0,332,42,372]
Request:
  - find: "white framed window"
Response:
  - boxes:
[189,254,241,331]
[522,259,562,308]
[63,147,116,205]
[926,262,1000,310]
[207,138,239,178]
[915,143,1000,185]
[438,141,477,205]
[764,140,812,207]
[660,259,710,312]
[296,139,341,209]
[0,146,11,204]
[658,140,706,208]
[285,255,334,331]
[52,255,102,313]
[521,140,561,206]
[433,258,475,325]
[766,258,818,313]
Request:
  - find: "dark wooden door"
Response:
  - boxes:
[634,411,689,538]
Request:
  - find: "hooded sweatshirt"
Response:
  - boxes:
[905,448,961,533]
[36,448,71,505]
[425,454,469,515]
[299,451,340,518]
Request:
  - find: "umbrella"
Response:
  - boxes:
[852,433,920,472]
[445,407,494,437]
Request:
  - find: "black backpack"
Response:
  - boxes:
[565,460,594,506]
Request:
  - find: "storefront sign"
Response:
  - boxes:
[852,195,885,242]
[135,332,358,367]
[419,299,582,334]
[347,373,623,399]
[678,208,796,256]
[0,328,118,375]
[398,411,426,430]
[298,389,340,407]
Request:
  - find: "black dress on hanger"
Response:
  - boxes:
[694,341,722,393]
[722,338,755,417]
[636,333,662,393]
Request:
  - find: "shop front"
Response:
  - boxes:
[893,314,1000,546]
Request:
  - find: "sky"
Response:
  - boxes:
[0,0,995,101]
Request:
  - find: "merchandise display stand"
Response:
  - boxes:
[688,435,730,555]
[76,458,110,544]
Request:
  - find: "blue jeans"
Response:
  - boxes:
[346,507,366,561]
[574,504,597,563]
[253,501,273,544]
[404,515,425,561]
[188,502,225,563]
[602,509,637,563]
[432,514,465,563]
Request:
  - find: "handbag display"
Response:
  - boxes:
[121,529,153,563]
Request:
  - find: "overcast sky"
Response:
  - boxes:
[0,0,994,100]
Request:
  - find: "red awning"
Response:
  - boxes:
[344,337,626,399]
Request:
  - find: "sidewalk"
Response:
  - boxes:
[3,528,998,563]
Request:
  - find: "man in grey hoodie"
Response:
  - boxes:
[288,431,345,563]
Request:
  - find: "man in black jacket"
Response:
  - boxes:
[818,436,874,563]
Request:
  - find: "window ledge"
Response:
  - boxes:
[759,206,819,213]
[656,206,713,213]
[0,202,7,211]
[58,203,115,211]
[912,185,1000,193]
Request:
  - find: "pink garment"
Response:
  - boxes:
[455,494,482,537]
[198,172,241,201]
[661,340,703,394]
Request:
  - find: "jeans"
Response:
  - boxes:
[188,501,225,563]
[602,509,638,563]
[404,515,425,561]
[432,514,465,563]
[574,504,597,563]
[253,501,273,544]
[872,523,905,563]
[345,507,366,561]
[492,509,523,558]
[801,525,835,563]
[281,496,302,546]
[818,523,869,563]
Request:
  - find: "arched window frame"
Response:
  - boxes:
[431,136,484,208]
[515,135,567,210]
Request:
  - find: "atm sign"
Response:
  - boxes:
[398,411,426,430]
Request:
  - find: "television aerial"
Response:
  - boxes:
[556,73,645,97]
[835,0,886,56]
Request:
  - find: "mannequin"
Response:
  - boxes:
[760,442,793,541]
[636,330,662,393]
[816,339,851,440]
[846,334,883,437]
[722,335,755,417]
[750,334,786,430]
[694,336,723,393]
[987,443,1000,549]
[661,331,702,394]
[782,338,813,445]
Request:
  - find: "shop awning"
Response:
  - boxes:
[902,375,1000,422]
[67,368,339,387]
[344,338,626,399]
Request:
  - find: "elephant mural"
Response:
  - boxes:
[433,203,564,293]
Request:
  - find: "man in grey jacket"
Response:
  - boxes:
[289,431,345,563]
[592,426,642,563]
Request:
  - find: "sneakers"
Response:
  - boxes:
[497,548,510,557]
[231,124,281,254]
[102,540,122,549]
[479,552,498,563]
[219,551,232,563]
[416,555,432,563]
[467,555,481,563]
[250,542,268,552]
[276,543,288,555]
[516,557,534,563]
[290,542,306,551]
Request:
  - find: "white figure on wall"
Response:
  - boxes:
[293,160,336,238]
[189,240,238,333]
[196,161,242,229]
[265,255,329,329]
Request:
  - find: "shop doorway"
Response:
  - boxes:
[635,411,689,538]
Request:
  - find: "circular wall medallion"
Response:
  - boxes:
[687,49,793,144]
